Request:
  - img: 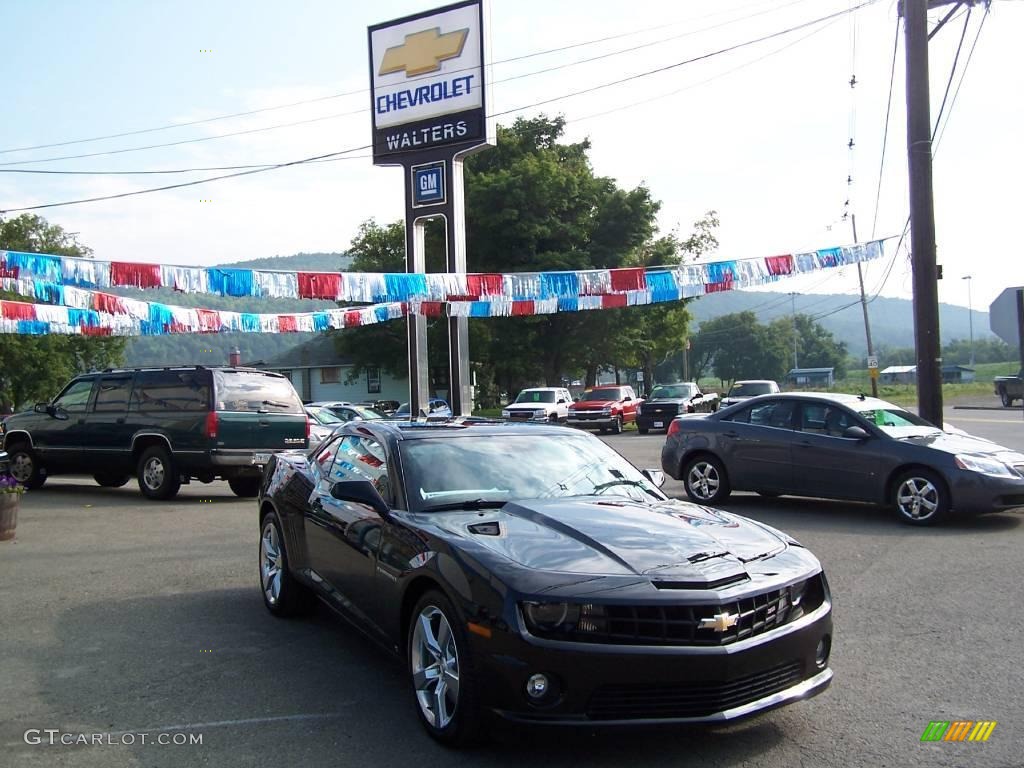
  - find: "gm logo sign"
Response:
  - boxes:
[412,161,446,208]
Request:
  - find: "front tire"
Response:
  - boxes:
[229,477,261,497]
[682,454,731,505]
[137,446,181,500]
[408,590,482,746]
[259,511,316,617]
[638,426,649,435]
[892,468,950,526]
[8,445,46,489]
[1000,389,1013,407]
[610,416,623,435]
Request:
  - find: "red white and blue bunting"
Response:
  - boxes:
[0,239,884,336]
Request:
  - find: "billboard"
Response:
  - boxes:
[368,0,486,163]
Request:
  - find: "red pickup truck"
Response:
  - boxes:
[566,385,640,434]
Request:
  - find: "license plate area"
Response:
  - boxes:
[253,453,271,465]
[654,421,664,428]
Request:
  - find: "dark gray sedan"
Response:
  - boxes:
[661,392,1024,526]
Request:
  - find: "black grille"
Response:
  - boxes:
[641,404,680,418]
[506,411,534,421]
[586,660,804,720]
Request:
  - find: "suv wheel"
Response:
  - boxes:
[94,473,130,488]
[8,445,46,489]
[1000,389,1013,407]
[137,446,181,500]
[408,590,482,746]
[229,477,261,497]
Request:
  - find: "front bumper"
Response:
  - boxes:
[636,413,680,431]
[950,471,1024,513]
[567,413,618,429]
[504,411,551,423]
[476,600,833,725]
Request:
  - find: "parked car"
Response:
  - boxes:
[310,401,385,424]
[636,382,719,434]
[305,406,344,448]
[501,387,573,422]
[720,380,781,408]
[0,366,308,500]
[566,385,640,434]
[392,399,452,419]
[994,369,1023,407]
[258,422,832,744]
[359,399,400,416]
[661,392,1024,526]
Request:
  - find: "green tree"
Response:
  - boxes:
[703,312,789,383]
[0,215,126,410]
[770,315,848,377]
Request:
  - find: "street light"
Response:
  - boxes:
[961,275,974,367]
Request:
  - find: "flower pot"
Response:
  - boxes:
[0,493,18,541]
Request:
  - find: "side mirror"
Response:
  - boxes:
[330,479,390,516]
[623,396,632,402]
[843,426,870,440]
[557,399,566,404]
[642,469,666,488]
[33,402,49,415]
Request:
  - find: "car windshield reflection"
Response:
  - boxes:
[401,433,664,512]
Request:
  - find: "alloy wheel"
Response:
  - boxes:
[687,461,720,501]
[411,605,461,729]
[896,476,939,521]
[142,457,165,491]
[10,453,33,484]
[260,521,283,605]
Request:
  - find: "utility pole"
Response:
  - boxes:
[962,274,974,366]
[789,292,800,371]
[852,214,879,397]
[903,0,944,427]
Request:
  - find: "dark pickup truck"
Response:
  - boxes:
[635,382,719,434]
[994,370,1023,407]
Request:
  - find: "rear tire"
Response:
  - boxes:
[8,445,46,489]
[408,590,483,746]
[1000,389,1013,407]
[229,477,261,497]
[259,511,316,617]
[891,468,950,526]
[94,472,130,488]
[137,446,181,500]
[682,454,731,505]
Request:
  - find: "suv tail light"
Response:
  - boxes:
[205,411,219,440]
[305,415,311,441]
[667,418,682,437]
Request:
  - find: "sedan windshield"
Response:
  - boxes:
[857,406,938,437]
[579,388,624,402]
[650,384,695,399]
[514,390,556,404]
[728,382,774,397]
[348,406,384,420]
[400,432,665,512]
[308,407,342,425]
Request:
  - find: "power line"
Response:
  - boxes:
[933,6,989,154]
[0,155,373,176]
[0,0,815,157]
[870,18,901,240]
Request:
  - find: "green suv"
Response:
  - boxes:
[0,366,308,500]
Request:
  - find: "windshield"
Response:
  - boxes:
[349,406,384,420]
[579,388,624,402]
[308,407,342,425]
[400,432,665,512]
[857,407,937,436]
[728,382,774,397]
[214,371,303,413]
[650,384,695,399]
[514,390,556,404]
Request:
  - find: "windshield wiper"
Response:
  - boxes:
[421,499,508,513]
[262,399,292,409]
[591,479,661,500]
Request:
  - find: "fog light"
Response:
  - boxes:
[815,635,831,668]
[526,673,549,699]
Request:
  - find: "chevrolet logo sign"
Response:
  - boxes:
[699,611,739,633]
[379,27,469,77]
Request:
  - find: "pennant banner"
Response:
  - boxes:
[0,240,885,336]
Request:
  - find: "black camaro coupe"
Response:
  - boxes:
[258,422,832,745]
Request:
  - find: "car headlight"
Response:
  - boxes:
[521,601,607,635]
[501,410,510,418]
[601,406,612,415]
[954,454,1018,478]
[533,409,546,418]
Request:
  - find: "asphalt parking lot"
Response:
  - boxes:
[1,406,1022,768]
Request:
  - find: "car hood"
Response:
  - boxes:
[895,429,1022,460]
[505,403,551,411]
[433,497,787,583]
[643,398,687,406]
[571,400,619,410]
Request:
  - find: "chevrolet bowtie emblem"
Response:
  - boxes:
[699,611,739,633]
[379,27,469,77]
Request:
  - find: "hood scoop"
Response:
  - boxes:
[651,573,749,590]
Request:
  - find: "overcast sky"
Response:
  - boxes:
[2,0,1021,320]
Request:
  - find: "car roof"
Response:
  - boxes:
[345,420,572,442]
[750,392,897,410]
[733,380,776,385]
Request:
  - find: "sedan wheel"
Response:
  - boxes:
[408,591,481,745]
[892,469,949,526]
[682,455,731,504]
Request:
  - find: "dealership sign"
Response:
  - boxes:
[368,0,487,162]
